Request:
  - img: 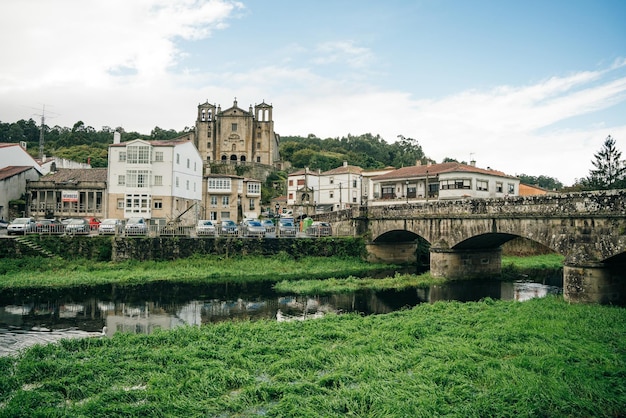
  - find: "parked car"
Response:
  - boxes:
[85,217,101,231]
[125,217,148,235]
[65,218,90,235]
[219,219,239,236]
[240,219,266,238]
[34,219,65,234]
[98,219,123,235]
[306,221,332,237]
[196,220,217,236]
[277,217,296,237]
[0,219,8,229]
[260,219,275,233]
[7,217,36,235]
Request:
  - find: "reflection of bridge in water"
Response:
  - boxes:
[323,190,626,304]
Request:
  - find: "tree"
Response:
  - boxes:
[585,135,626,190]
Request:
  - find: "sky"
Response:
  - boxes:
[1,0,625,186]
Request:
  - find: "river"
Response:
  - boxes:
[0,274,562,357]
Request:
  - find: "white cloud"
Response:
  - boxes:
[0,0,242,88]
[1,0,625,187]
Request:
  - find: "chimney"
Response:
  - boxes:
[343,161,348,167]
[416,160,421,166]
[470,160,476,167]
[113,131,121,144]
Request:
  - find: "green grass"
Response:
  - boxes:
[502,253,564,270]
[274,272,446,294]
[0,254,395,290]
[0,296,624,417]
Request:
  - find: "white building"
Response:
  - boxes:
[286,162,394,214]
[0,143,43,220]
[370,161,519,205]
[107,137,203,225]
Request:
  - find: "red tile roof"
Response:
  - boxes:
[372,162,515,181]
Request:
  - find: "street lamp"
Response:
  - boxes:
[405,180,409,204]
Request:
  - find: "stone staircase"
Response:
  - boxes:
[14,235,60,259]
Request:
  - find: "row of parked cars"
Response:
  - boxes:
[1,216,332,237]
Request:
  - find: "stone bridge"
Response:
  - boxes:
[317,190,626,304]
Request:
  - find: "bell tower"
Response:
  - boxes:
[195,101,217,165]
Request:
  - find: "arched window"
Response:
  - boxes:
[240,155,246,162]
[221,155,227,161]
[230,154,237,161]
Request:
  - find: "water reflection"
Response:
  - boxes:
[0,279,561,356]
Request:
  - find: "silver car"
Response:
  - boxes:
[125,217,148,235]
[277,218,296,237]
[65,218,90,235]
[98,219,123,235]
[240,219,266,238]
[7,217,35,235]
[196,220,217,236]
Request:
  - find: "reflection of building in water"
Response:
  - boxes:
[104,302,185,337]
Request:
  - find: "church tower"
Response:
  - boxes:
[194,98,280,168]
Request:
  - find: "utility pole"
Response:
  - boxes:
[37,105,46,160]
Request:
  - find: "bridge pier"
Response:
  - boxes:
[430,247,502,280]
[563,263,625,304]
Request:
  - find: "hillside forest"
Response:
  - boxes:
[7,117,624,193]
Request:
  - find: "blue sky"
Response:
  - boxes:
[1,0,625,185]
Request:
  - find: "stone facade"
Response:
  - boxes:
[193,99,280,168]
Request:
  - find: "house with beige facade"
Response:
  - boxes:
[107,136,203,225]
[202,174,262,222]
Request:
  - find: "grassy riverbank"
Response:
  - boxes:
[0,254,394,289]
[1,296,624,417]
[0,253,564,291]
[274,253,565,294]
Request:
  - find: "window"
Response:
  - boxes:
[249,198,255,210]
[210,211,217,220]
[220,211,230,219]
[125,194,151,214]
[208,178,232,191]
[221,196,230,206]
[117,199,124,209]
[330,177,334,184]
[256,156,261,162]
[289,180,293,186]
[154,200,163,209]
[127,145,151,164]
[508,183,515,194]
[176,177,179,187]
[496,182,503,193]
[288,193,293,199]
[232,123,237,131]
[118,175,125,186]
[126,170,149,188]
[297,179,305,186]
[330,191,334,199]
[257,142,261,149]
[210,196,218,207]
[154,175,162,186]
[353,179,357,187]
[176,153,180,164]
[440,179,471,190]
[477,180,488,191]
[187,158,190,169]
[207,141,211,148]
[247,183,260,194]
[186,180,189,190]
[119,151,126,162]
[154,151,163,162]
